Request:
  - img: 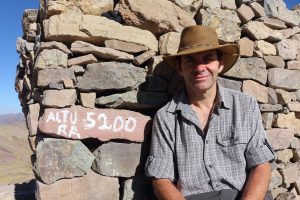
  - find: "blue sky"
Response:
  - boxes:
[0,0,299,115]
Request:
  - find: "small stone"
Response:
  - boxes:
[36,41,72,55]
[69,65,85,74]
[38,107,151,142]
[36,170,119,200]
[269,170,283,190]
[35,138,95,184]
[202,0,221,8]
[264,56,285,68]
[71,41,134,61]
[105,40,148,54]
[26,103,40,136]
[48,83,64,90]
[262,112,273,130]
[262,17,287,30]
[159,32,181,55]
[287,61,300,71]
[268,68,300,90]
[35,49,68,71]
[217,77,242,91]
[42,89,77,108]
[249,2,266,17]
[133,50,156,66]
[67,54,98,66]
[259,104,283,112]
[255,40,276,56]
[276,39,298,60]
[276,149,293,163]
[221,0,236,10]
[80,93,96,108]
[237,4,255,24]
[238,37,254,57]
[63,79,75,89]
[276,89,296,105]
[92,142,149,177]
[242,80,268,103]
[266,128,295,151]
[288,102,300,112]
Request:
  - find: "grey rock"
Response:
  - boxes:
[263,0,286,18]
[280,27,300,39]
[92,142,149,177]
[264,56,285,68]
[121,174,156,200]
[168,0,202,16]
[196,8,241,43]
[35,138,95,184]
[249,2,266,17]
[262,17,287,29]
[37,68,75,87]
[276,39,298,61]
[270,170,283,190]
[224,58,268,85]
[237,4,255,24]
[22,9,38,38]
[259,104,283,112]
[105,40,148,54]
[80,93,96,108]
[36,41,72,56]
[217,77,242,91]
[69,65,85,74]
[221,0,236,10]
[67,54,98,66]
[26,103,40,136]
[279,164,299,188]
[277,6,300,27]
[202,0,221,8]
[42,89,77,108]
[77,62,146,92]
[147,56,175,79]
[71,40,134,61]
[159,32,181,55]
[262,112,273,130]
[48,83,64,90]
[36,170,119,200]
[296,90,300,102]
[268,68,300,90]
[275,192,296,200]
[268,87,278,105]
[133,50,156,66]
[35,49,68,71]
[116,0,196,35]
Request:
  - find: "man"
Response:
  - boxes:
[145,25,275,200]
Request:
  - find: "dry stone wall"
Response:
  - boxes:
[15,0,300,199]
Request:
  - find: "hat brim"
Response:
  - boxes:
[163,44,240,74]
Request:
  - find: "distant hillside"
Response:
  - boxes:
[0,113,25,125]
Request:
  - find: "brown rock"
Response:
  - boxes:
[276,39,298,60]
[264,56,285,68]
[268,68,300,90]
[35,49,68,71]
[271,187,288,199]
[37,68,76,87]
[262,17,287,30]
[255,40,276,56]
[273,112,300,133]
[166,0,202,16]
[262,112,273,130]
[288,102,300,112]
[116,0,195,35]
[71,41,134,61]
[43,13,158,51]
[105,40,148,54]
[26,103,40,136]
[270,170,283,190]
[276,149,293,163]
[159,32,181,55]
[249,2,266,17]
[36,41,72,55]
[279,164,299,187]
[238,37,254,57]
[202,0,221,8]
[221,0,236,10]
[133,50,156,66]
[237,4,255,24]
[217,77,242,91]
[80,93,96,108]
[268,87,278,104]
[42,89,77,108]
[276,89,297,105]
[38,106,151,142]
[242,80,268,103]
[266,128,295,151]
[36,170,119,200]
[276,192,296,200]
[280,27,300,39]
[67,54,98,66]
[287,61,300,71]
[63,79,75,89]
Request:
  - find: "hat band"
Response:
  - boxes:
[178,43,217,52]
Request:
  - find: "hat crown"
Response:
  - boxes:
[178,26,219,52]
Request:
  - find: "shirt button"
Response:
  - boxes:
[209,164,213,168]
[205,140,209,144]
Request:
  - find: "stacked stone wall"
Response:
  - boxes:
[15,0,300,199]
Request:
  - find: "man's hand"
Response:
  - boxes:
[152,178,185,200]
[241,162,271,200]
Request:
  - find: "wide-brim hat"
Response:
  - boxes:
[163,25,240,74]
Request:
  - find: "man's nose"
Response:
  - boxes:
[195,63,207,72]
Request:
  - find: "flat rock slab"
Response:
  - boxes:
[37,68,75,87]
[35,138,95,184]
[36,170,119,200]
[34,49,68,71]
[42,89,77,108]
[105,39,148,54]
[38,106,151,142]
[266,128,295,151]
[92,142,149,177]
[77,62,146,92]
[268,68,300,90]
[43,13,158,51]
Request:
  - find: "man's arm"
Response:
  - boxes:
[152,178,185,200]
[241,162,271,200]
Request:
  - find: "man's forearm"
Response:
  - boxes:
[152,178,185,200]
[241,162,271,200]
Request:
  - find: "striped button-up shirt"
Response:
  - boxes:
[145,85,275,197]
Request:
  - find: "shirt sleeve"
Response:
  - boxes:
[144,111,176,181]
[245,98,276,169]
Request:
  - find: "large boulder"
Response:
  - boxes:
[116,0,195,35]
[43,13,158,51]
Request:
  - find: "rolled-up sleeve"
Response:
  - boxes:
[145,112,175,181]
[245,99,276,169]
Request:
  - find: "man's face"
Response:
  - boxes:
[177,50,224,94]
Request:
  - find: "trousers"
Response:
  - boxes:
[185,189,273,200]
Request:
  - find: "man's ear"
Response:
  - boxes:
[218,58,224,73]
[176,59,183,76]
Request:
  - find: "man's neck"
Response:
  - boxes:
[187,84,218,110]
